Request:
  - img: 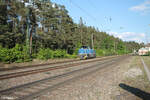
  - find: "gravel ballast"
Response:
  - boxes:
[0,58,107,91]
[1,56,149,100]
[36,56,133,100]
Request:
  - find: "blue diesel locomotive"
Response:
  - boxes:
[78,46,96,59]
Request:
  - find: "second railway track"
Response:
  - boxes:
[0,56,117,80]
[0,56,128,100]
[0,59,80,72]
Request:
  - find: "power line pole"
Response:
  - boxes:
[91,33,94,49]
[114,41,115,52]
[80,27,83,45]
[79,17,83,45]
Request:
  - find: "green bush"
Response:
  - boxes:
[0,47,11,63]
[22,46,31,62]
[0,45,77,63]
[0,44,31,63]
[37,48,77,59]
[53,50,67,58]
[95,49,122,56]
[117,50,126,55]
[32,53,37,59]
[65,54,77,58]
[37,48,54,60]
[74,47,80,55]
[11,44,24,62]
[96,49,105,56]
[105,50,117,56]
[37,49,71,59]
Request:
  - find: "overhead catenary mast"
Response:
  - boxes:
[91,33,94,49]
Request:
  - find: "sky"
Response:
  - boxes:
[51,0,150,43]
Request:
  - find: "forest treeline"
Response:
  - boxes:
[0,0,144,63]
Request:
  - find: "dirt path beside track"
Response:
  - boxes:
[141,58,150,82]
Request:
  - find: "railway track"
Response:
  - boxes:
[0,56,117,80]
[0,56,128,100]
[0,56,115,72]
[0,59,80,72]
